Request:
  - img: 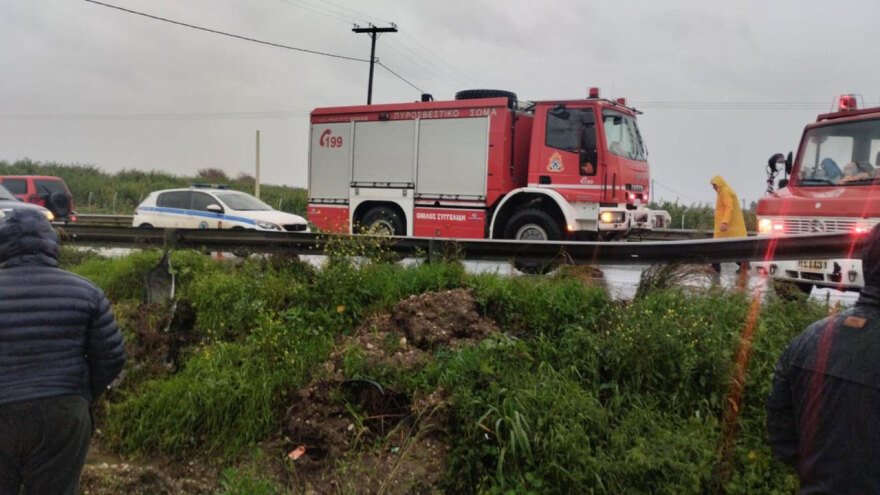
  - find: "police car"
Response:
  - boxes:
[132,185,310,232]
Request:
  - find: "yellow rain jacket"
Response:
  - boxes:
[710,175,747,238]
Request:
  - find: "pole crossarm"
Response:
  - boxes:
[352,24,398,104]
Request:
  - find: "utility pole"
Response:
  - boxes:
[352,23,397,105]
[255,130,261,199]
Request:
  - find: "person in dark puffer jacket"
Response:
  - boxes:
[767,223,880,494]
[0,208,125,495]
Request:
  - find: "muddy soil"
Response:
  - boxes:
[276,289,497,494]
[80,442,217,494]
[82,289,496,494]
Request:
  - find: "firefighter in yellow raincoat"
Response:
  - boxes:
[710,175,747,276]
[710,175,747,238]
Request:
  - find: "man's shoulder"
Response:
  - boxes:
[787,315,837,354]
[0,266,104,296]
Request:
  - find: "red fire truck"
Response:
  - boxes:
[755,94,879,292]
[307,89,661,243]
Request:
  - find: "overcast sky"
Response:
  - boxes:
[2,0,879,205]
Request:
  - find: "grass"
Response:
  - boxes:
[63,243,834,493]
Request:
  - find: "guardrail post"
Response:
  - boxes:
[163,228,179,250]
[426,238,440,264]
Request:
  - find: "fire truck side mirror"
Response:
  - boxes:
[767,153,784,173]
[785,151,793,175]
[778,178,789,189]
[550,105,570,119]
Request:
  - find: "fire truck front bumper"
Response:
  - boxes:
[753,258,864,291]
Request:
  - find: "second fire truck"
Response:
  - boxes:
[755,94,880,292]
[307,88,664,243]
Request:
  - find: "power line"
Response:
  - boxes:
[378,62,425,93]
[274,0,473,90]
[400,32,478,88]
[652,179,711,205]
[312,0,389,26]
[84,0,424,96]
[378,39,460,90]
[277,0,353,25]
[0,110,313,121]
[83,0,368,62]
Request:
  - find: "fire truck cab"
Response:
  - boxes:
[754,94,880,292]
[307,89,656,243]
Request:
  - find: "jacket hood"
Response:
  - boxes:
[0,208,59,268]
[710,175,729,189]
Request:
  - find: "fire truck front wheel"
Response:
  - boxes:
[504,209,562,241]
[361,206,405,236]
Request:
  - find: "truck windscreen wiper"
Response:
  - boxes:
[797,177,836,185]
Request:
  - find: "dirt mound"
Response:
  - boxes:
[387,289,497,350]
[331,289,499,375]
[275,289,496,493]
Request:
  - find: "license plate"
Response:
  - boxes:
[798,260,827,271]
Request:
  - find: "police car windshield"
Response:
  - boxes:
[215,192,273,211]
[0,185,15,201]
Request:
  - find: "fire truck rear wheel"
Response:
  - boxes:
[504,209,562,241]
[361,207,405,236]
[505,209,562,275]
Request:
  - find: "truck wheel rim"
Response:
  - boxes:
[516,224,548,241]
[369,219,394,236]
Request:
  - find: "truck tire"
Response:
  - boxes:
[455,89,517,108]
[361,206,405,236]
[504,209,562,274]
[504,208,562,241]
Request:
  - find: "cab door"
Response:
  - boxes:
[155,191,191,228]
[190,192,223,228]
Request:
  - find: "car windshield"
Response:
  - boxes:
[215,192,273,211]
[796,118,880,186]
[0,185,15,201]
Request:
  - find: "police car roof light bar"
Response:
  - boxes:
[190,183,229,190]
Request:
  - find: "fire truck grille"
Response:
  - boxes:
[777,217,874,234]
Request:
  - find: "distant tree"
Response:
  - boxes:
[197,168,228,181]
[236,172,256,185]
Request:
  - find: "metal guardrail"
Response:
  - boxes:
[74,214,133,226]
[56,225,867,266]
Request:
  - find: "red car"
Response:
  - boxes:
[0,175,75,222]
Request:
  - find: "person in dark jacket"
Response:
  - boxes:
[767,223,880,493]
[0,209,125,494]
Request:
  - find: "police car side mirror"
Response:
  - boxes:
[207,204,223,213]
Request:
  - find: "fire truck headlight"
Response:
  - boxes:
[758,218,772,234]
[854,224,871,235]
[599,211,625,224]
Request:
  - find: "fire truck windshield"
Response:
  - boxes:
[796,118,880,186]
[602,110,647,161]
